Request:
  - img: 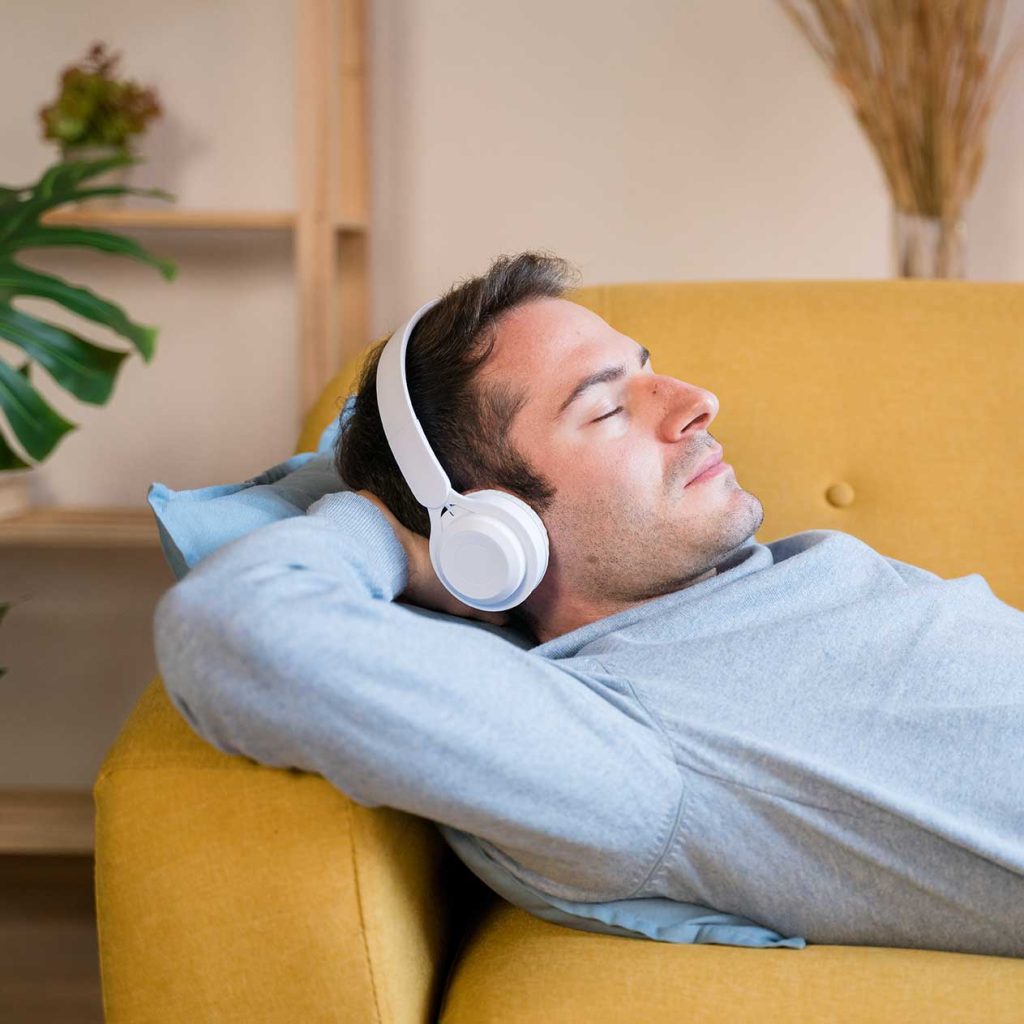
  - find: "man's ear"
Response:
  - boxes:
[461,486,514,501]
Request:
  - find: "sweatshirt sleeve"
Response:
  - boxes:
[153,490,683,902]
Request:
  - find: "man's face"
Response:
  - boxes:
[475,296,764,637]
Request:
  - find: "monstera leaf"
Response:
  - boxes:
[0,154,177,470]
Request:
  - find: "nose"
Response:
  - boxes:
[647,376,719,442]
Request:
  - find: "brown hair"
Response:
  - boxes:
[335,250,581,540]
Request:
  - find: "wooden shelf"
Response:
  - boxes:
[41,207,368,232]
[31,0,371,420]
[0,508,159,548]
[0,789,93,854]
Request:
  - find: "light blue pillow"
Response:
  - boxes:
[147,396,357,580]
[439,825,806,950]
[148,392,806,951]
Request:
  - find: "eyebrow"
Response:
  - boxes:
[554,344,651,421]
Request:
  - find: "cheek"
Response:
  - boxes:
[549,437,656,506]
[606,448,657,494]
[578,459,651,522]
[565,452,621,499]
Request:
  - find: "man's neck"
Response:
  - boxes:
[523,567,719,644]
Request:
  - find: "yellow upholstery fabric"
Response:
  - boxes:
[440,901,1024,1024]
[94,676,465,1023]
[95,280,1024,1022]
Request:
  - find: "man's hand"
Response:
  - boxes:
[355,489,511,628]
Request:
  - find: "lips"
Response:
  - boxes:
[685,448,724,486]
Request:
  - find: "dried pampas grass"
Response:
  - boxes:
[777,0,1024,224]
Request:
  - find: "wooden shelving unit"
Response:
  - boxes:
[0,508,158,548]
[0,790,94,854]
[41,208,298,230]
[0,0,368,553]
[41,207,369,232]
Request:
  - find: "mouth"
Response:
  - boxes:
[684,449,725,487]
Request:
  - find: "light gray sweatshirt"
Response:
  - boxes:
[154,490,1024,959]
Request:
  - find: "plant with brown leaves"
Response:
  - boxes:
[777,0,1024,276]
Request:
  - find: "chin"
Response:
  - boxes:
[739,491,765,536]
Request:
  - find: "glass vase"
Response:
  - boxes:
[891,207,967,279]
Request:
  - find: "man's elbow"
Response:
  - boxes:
[153,583,219,742]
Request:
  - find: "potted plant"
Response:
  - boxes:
[38,41,162,204]
[0,154,177,677]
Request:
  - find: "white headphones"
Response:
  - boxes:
[374,297,550,612]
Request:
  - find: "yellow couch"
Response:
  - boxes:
[94,280,1024,1023]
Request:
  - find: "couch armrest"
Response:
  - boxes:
[94,676,462,1023]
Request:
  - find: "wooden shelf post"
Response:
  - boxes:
[296,0,369,425]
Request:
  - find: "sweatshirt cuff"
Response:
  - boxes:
[306,490,410,599]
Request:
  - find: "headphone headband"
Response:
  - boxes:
[375,297,451,509]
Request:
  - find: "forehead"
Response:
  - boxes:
[486,297,622,381]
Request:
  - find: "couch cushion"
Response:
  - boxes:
[146,398,354,580]
[439,899,1024,1024]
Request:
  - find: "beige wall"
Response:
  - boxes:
[368,0,1024,335]
[1,0,1022,787]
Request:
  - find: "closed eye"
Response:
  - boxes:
[588,352,653,424]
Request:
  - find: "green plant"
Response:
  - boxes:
[39,41,162,154]
[0,154,177,678]
[0,154,176,468]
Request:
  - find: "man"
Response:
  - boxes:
[335,250,763,646]
[156,251,1024,958]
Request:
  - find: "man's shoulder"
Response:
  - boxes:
[762,528,875,565]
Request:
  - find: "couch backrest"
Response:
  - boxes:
[297,280,1024,611]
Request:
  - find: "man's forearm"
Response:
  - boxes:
[152,488,682,903]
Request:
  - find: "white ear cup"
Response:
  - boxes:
[481,491,550,577]
[434,513,525,604]
[429,489,549,611]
